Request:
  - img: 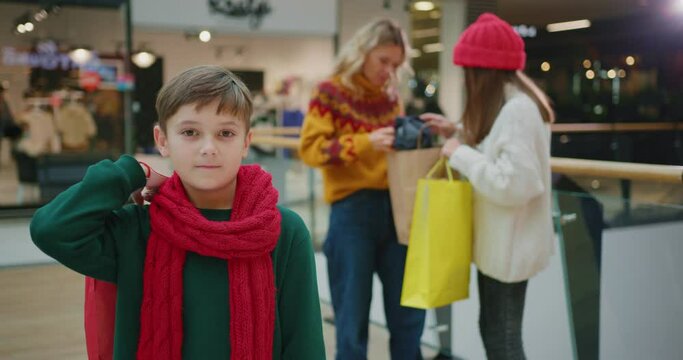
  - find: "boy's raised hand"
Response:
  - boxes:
[131,161,168,205]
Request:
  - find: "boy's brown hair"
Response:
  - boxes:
[155,65,253,132]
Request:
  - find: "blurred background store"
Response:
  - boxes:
[0,1,682,359]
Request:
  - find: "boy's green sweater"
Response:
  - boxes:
[30,155,325,359]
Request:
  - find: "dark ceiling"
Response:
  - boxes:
[498,0,658,25]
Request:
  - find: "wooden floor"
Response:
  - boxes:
[0,263,437,360]
[0,264,87,360]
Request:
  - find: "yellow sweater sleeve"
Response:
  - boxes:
[298,78,397,203]
[299,89,373,168]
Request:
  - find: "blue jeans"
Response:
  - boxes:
[324,190,426,360]
[478,271,528,360]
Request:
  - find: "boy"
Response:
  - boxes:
[31,65,326,359]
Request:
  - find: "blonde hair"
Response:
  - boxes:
[333,18,412,94]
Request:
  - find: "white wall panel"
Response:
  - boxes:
[133,0,337,36]
[135,30,335,107]
[338,0,410,48]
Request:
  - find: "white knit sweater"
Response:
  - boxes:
[448,84,554,283]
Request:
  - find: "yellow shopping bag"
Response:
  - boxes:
[400,157,473,309]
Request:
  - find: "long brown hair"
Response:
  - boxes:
[461,68,554,146]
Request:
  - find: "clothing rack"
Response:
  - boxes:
[57,90,85,103]
[24,97,52,108]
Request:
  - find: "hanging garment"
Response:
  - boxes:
[16,108,59,156]
[56,103,97,150]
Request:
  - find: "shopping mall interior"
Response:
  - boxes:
[0,0,682,359]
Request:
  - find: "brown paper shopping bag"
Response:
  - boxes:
[387,147,441,245]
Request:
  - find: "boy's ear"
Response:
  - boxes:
[153,125,170,157]
[242,130,253,159]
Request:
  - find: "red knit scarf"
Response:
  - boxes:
[137,165,281,360]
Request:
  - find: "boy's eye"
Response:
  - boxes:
[219,130,235,137]
[181,129,198,136]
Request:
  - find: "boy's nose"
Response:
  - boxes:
[200,138,218,155]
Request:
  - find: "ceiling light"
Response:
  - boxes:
[24,22,34,32]
[412,28,440,39]
[674,0,683,13]
[16,24,26,33]
[34,10,48,22]
[618,69,626,78]
[132,51,157,68]
[424,83,436,97]
[199,30,212,42]
[625,56,635,66]
[513,24,538,38]
[541,61,551,72]
[585,70,595,80]
[546,19,591,32]
[414,1,435,11]
[607,69,617,79]
[582,59,592,69]
[69,48,93,65]
[422,43,444,53]
[409,48,422,58]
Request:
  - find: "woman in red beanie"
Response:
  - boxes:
[422,13,555,359]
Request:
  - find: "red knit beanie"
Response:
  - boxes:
[453,13,526,70]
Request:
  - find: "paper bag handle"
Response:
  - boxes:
[416,123,430,149]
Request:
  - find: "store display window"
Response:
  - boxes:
[0,1,130,210]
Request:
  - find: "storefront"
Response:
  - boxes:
[0,1,133,208]
[0,0,343,210]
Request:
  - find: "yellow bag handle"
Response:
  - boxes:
[425,157,453,181]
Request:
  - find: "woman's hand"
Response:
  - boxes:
[441,138,461,158]
[420,113,456,138]
[369,126,395,152]
[131,161,168,205]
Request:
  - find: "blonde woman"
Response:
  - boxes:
[300,19,426,360]
[423,13,555,359]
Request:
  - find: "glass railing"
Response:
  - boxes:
[247,138,683,360]
[245,147,329,250]
[552,172,683,360]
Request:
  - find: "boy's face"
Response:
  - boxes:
[154,100,252,208]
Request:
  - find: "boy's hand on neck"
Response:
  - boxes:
[131,161,169,205]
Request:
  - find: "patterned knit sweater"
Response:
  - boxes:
[299,73,400,203]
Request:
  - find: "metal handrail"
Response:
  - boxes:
[250,122,682,136]
[252,135,300,149]
[250,136,683,184]
[551,122,680,133]
[251,127,302,136]
[550,157,683,184]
